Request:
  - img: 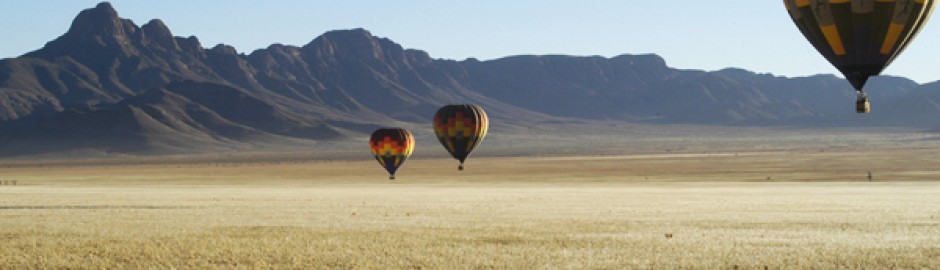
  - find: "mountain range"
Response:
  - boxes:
[1,2,939,156]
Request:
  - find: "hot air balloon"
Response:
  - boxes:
[783,0,935,113]
[369,128,415,180]
[433,104,489,171]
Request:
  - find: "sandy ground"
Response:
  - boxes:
[1,148,939,268]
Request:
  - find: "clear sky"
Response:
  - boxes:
[2,1,938,83]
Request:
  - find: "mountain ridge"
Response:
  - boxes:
[0,2,937,156]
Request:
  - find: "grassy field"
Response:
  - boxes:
[1,147,940,268]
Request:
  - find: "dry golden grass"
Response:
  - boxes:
[2,147,940,268]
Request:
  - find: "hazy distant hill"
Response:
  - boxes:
[0,2,936,155]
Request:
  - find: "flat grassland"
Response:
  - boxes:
[2,147,940,268]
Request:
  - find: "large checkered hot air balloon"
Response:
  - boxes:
[784,0,935,113]
[369,128,415,180]
[433,104,489,171]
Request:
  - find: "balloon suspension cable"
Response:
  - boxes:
[389,174,396,181]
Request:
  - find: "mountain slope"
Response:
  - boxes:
[0,81,347,156]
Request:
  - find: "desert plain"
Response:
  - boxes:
[1,129,940,269]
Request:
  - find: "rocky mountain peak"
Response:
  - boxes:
[176,36,204,55]
[305,28,393,60]
[209,44,239,55]
[316,28,374,42]
[26,2,141,59]
[141,19,178,50]
[65,2,127,38]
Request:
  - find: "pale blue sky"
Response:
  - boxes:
[2,1,938,83]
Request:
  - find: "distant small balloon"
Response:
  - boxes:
[433,104,488,171]
[369,128,414,180]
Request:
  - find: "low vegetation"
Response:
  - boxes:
[2,146,940,268]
